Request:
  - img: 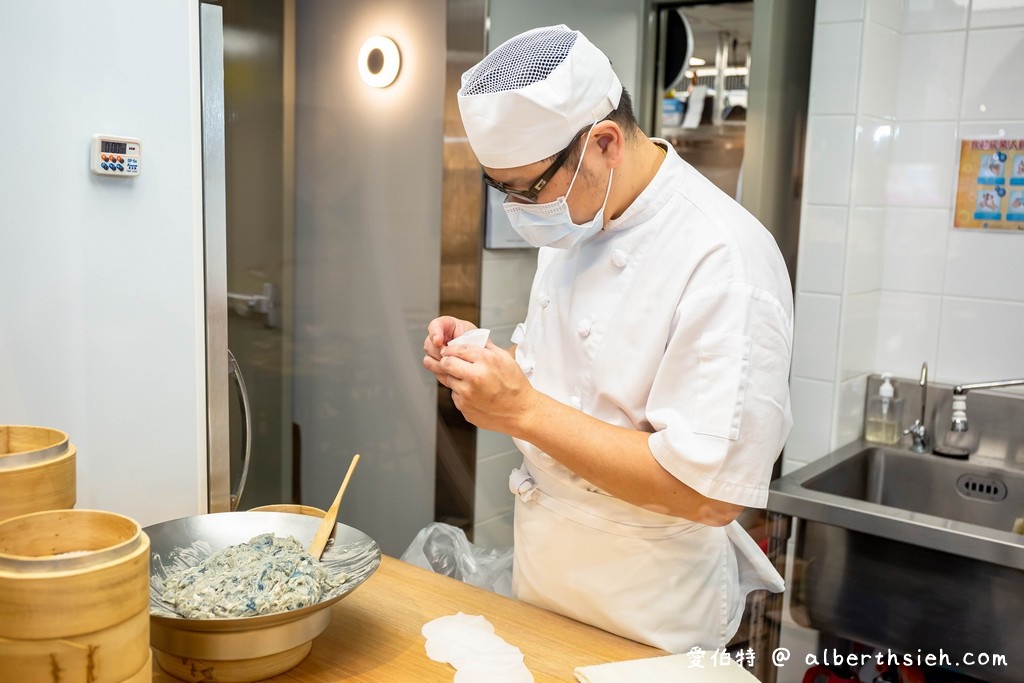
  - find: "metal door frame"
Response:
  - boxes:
[200,2,230,512]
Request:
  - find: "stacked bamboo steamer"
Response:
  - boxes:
[0,425,76,522]
[0,509,153,683]
[0,426,151,682]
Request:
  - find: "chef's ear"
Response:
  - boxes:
[592,121,625,167]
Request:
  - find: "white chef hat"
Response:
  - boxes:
[457,25,623,169]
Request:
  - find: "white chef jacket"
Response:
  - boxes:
[507,141,792,653]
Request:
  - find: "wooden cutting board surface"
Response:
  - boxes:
[152,554,664,682]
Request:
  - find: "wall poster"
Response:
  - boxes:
[954,138,1024,231]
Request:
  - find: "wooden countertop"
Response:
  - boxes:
[152,555,663,682]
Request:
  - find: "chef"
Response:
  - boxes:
[423,25,792,653]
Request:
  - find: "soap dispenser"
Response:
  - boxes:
[866,373,904,445]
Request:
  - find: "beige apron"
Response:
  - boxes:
[509,459,783,653]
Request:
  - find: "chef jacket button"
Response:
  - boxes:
[570,395,582,410]
[611,249,629,268]
[577,319,592,337]
[538,292,550,308]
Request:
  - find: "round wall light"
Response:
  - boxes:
[358,36,401,88]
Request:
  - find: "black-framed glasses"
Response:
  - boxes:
[481,127,588,204]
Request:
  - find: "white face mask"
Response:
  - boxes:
[502,130,614,249]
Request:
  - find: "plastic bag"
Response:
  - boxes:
[400,522,513,597]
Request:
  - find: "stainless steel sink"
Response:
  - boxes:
[774,441,1024,566]
[769,439,1024,682]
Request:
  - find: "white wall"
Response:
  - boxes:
[472,1,645,548]
[293,0,445,557]
[0,0,207,527]
[787,0,1024,475]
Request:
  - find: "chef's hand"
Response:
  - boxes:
[439,341,538,435]
[423,316,477,385]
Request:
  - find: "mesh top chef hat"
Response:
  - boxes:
[457,25,623,169]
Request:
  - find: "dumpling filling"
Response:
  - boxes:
[162,533,345,618]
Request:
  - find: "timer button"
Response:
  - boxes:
[100,162,108,170]
[101,154,109,162]
[117,156,124,163]
[116,163,124,171]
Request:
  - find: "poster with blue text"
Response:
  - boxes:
[954,139,1024,231]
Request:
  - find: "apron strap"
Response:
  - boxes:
[509,461,708,540]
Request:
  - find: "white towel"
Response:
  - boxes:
[575,652,759,683]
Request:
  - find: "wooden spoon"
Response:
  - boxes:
[308,453,360,560]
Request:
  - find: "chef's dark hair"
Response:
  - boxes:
[548,87,641,170]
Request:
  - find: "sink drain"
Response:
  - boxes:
[956,474,1007,502]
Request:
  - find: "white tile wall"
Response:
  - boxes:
[791,293,842,381]
[808,22,863,115]
[876,291,942,378]
[902,0,969,33]
[960,27,1024,121]
[857,22,901,119]
[804,117,857,205]
[784,378,836,465]
[795,205,847,294]
[944,230,1024,302]
[881,208,950,294]
[865,0,903,31]
[936,298,1024,383]
[838,291,881,381]
[851,118,894,206]
[971,0,1024,30]
[888,121,958,207]
[833,373,869,448]
[896,31,966,121]
[844,208,884,294]
[791,0,1024,460]
[780,456,808,478]
[959,120,1024,143]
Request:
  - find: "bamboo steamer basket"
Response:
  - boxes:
[0,425,76,523]
[126,649,154,683]
[0,509,152,683]
[249,503,326,518]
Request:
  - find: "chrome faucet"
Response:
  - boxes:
[903,362,929,453]
[951,376,1024,432]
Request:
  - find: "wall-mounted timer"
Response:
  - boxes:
[90,134,141,176]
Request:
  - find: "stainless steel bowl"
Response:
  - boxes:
[143,511,380,681]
